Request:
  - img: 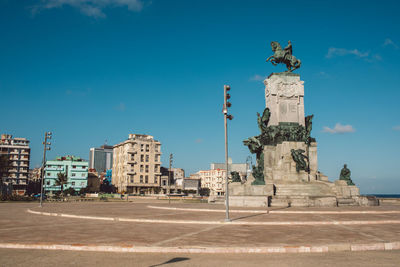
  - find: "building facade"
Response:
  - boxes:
[89,145,113,173]
[112,134,161,195]
[0,134,30,195]
[197,169,227,196]
[44,156,88,193]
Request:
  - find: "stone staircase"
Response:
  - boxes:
[270,181,338,207]
[274,181,336,197]
[337,198,357,206]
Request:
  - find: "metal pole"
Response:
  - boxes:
[39,132,50,207]
[224,108,230,221]
[126,176,129,202]
[223,85,231,222]
[168,153,172,204]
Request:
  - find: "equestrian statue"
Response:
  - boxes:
[266,40,301,72]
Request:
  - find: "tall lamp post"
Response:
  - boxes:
[223,85,233,222]
[39,132,52,208]
[168,153,173,204]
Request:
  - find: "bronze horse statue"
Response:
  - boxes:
[266,41,301,72]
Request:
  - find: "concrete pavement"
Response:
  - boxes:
[0,201,400,257]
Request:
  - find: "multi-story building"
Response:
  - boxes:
[89,145,113,173]
[28,167,42,182]
[0,134,30,195]
[197,169,227,196]
[171,168,185,180]
[112,134,162,195]
[44,156,88,194]
[211,162,250,175]
[197,162,250,195]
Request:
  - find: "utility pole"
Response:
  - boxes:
[39,132,52,208]
[223,85,233,222]
[168,153,173,204]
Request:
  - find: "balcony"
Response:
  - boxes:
[9,169,17,173]
[21,151,29,155]
[127,158,136,163]
[127,149,137,154]
[127,170,136,175]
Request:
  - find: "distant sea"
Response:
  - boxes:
[368,194,400,198]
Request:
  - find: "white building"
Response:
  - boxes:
[197,169,227,196]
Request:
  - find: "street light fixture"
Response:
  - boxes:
[223,85,233,222]
[168,153,173,204]
[39,131,52,207]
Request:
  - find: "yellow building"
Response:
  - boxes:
[112,134,161,195]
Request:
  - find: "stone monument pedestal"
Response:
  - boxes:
[227,71,378,207]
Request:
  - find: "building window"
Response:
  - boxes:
[82,166,86,169]
[145,165,149,173]
[163,180,166,186]
[154,176,157,183]
[145,175,148,183]
[72,173,76,177]
[47,172,51,176]
[130,177,134,183]
[140,144,144,152]
[72,165,76,169]
[145,144,149,152]
[72,182,75,186]
[81,173,85,177]
[140,165,144,172]
[145,155,149,162]
[140,155,144,162]
[140,175,143,183]
[46,181,50,185]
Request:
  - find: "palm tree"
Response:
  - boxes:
[55,172,68,196]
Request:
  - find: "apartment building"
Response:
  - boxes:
[197,169,227,196]
[44,155,88,194]
[0,134,30,195]
[112,134,161,195]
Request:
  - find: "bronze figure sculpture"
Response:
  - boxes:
[266,40,301,72]
[339,164,355,185]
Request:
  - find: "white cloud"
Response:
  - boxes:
[32,0,145,18]
[322,123,355,134]
[250,74,266,81]
[383,38,399,49]
[326,47,369,59]
[393,125,400,131]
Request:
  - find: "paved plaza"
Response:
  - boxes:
[1,200,400,266]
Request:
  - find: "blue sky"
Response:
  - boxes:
[1,0,399,194]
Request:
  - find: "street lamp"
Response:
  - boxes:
[223,85,233,222]
[168,153,173,204]
[39,132,52,207]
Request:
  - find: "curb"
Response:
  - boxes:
[27,209,400,226]
[147,205,400,214]
[0,242,399,254]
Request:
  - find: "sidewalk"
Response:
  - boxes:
[0,202,399,254]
